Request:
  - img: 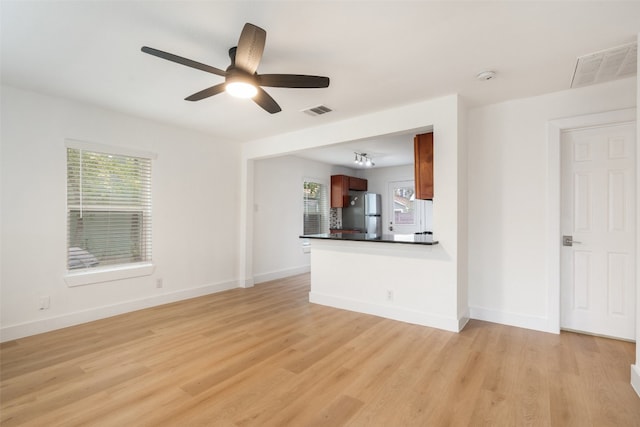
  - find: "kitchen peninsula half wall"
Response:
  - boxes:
[302,236,467,333]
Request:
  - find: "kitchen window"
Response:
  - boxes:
[303,179,328,235]
[65,141,154,286]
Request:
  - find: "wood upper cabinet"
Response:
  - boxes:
[349,176,368,191]
[331,175,350,208]
[331,175,368,207]
[414,132,434,200]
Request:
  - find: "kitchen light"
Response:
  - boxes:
[353,152,375,167]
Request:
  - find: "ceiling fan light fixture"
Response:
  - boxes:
[226,81,257,98]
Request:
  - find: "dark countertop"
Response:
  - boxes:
[300,233,438,245]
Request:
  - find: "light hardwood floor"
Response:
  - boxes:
[1,273,639,426]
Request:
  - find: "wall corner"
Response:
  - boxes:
[634,31,640,378]
[631,364,640,398]
[456,95,469,319]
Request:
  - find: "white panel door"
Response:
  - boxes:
[387,180,418,234]
[560,122,636,340]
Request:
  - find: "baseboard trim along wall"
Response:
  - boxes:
[0,279,238,342]
[632,365,640,398]
[458,308,470,331]
[310,291,463,333]
[253,265,310,284]
[469,305,555,334]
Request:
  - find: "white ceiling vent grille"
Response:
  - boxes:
[302,105,333,116]
[571,42,637,88]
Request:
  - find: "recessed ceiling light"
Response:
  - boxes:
[476,70,496,81]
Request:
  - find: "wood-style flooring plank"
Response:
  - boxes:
[1,273,639,426]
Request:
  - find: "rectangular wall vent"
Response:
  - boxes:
[571,42,637,88]
[302,105,333,116]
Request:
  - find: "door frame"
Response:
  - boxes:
[547,108,636,334]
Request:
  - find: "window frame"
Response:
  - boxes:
[63,139,156,287]
[302,177,329,239]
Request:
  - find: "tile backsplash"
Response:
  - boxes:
[329,208,341,229]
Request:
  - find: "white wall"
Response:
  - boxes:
[467,77,637,332]
[252,155,353,283]
[309,239,463,332]
[457,98,469,321]
[361,164,414,195]
[633,32,640,398]
[0,85,241,341]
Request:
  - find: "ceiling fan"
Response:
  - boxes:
[141,23,330,114]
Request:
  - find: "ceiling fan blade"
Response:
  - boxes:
[185,83,226,101]
[253,87,281,114]
[235,23,266,73]
[141,46,226,77]
[258,74,330,88]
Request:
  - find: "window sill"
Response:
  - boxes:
[64,262,155,287]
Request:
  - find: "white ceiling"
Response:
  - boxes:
[2,1,639,167]
[293,132,420,169]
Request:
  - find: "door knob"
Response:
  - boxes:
[562,235,582,246]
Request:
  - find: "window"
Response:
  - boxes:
[303,180,328,235]
[67,145,152,272]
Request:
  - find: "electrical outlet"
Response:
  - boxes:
[39,296,50,310]
[386,289,394,301]
[156,278,163,288]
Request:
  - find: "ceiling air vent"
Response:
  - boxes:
[570,41,637,88]
[302,105,333,116]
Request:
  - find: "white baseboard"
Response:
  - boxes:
[632,365,640,399]
[0,279,238,342]
[309,291,461,333]
[254,265,310,284]
[458,307,470,332]
[469,305,556,334]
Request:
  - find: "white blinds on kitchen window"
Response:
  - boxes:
[67,146,152,270]
[303,180,328,235]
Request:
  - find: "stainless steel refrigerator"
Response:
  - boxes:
[342,192,382,235]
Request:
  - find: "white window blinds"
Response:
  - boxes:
[303,180,328,235]
[67,147,152,270]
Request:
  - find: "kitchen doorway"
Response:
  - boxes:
[387,180,431,235]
